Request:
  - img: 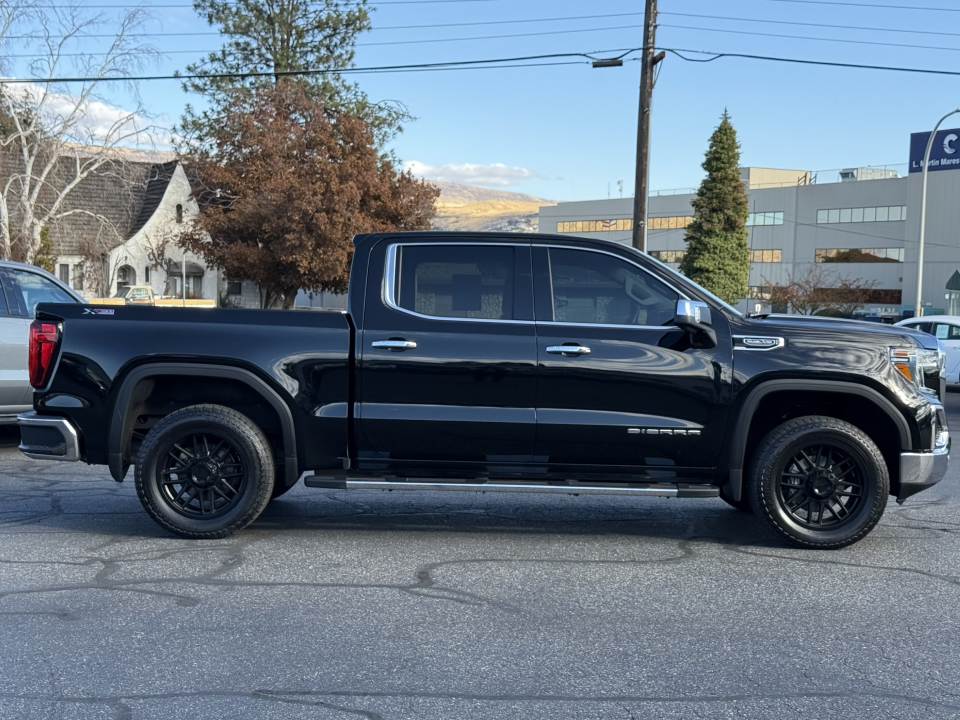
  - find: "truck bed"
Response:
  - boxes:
[31,303,353,475]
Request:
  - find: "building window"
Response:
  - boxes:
[816,206,906,224]
[73,264,84,292]
[175,204,183,224]
[748,285,773,300]
[58,264,69,285]
[749,249,783,263]
[649,250,685,263]
[144,266,150,283]
[116,264,136,294]
[819,288,902,304]
[227,280,242,295]
[557,219,633,233]
[815,248,904,263]
[649,216,693,230]
[746,211,784,226]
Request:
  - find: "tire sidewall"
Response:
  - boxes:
[754,424,888,547]
[136,414,270,536]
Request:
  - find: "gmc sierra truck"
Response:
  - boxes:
[17,232,950,548]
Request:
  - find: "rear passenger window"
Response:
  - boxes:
[396,245,516,320]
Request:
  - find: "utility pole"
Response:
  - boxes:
[632,0,664,253]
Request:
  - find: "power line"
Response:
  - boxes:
[661,23,960,54]
[660,11,960,40]
[0,49,624,83]
[1,11,648,39]
[359,23,643,47]
[664,46,960,77]
[753,0,960,12]
[8,44,960,84]
[0,24,646,58]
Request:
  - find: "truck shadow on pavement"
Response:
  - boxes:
[0,471,789,547]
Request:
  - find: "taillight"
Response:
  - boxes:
[29,321,60,388]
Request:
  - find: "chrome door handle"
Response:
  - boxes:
[546,345,591,356]
[372,340,417,350]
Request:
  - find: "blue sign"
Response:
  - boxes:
[910,129,960,173]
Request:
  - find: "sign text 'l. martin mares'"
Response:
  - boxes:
[910,129,960,173]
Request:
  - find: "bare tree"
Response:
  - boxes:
[0,2,160,263]
[767,264,879,316]
[830,276,881,317]
[76,232,130,298]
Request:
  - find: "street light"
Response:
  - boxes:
[916,108,960,317]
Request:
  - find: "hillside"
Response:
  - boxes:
[431,181,554,234]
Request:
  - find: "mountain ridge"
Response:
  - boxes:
[432,180,552,207]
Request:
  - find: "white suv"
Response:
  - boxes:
[896,315,960,387]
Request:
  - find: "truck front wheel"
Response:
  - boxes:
[134,405,275,538]
[747,416,888,549]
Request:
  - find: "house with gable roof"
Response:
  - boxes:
[46,152,220,302]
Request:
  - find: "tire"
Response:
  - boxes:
[134,404,275,539]
[719,489,753,513]
[747,415,888,549]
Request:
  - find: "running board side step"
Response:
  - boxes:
[303,477,719,499]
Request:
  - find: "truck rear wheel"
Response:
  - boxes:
[134,405,275,538]
[747,415,888,549]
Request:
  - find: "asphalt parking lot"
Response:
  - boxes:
[2,401,960,719]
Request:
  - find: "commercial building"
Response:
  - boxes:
[538,129,960,318]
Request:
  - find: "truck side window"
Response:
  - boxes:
[11,269,76,316]
[397,245,516,320]
[548,248,679,327]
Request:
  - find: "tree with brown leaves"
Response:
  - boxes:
[180,82,438,309]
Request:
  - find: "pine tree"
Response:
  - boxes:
[678,111,750,304]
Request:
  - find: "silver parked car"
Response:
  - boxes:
[0,262,83,423]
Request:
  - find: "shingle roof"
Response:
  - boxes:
[126,160,178,240]
[1,146,177,257]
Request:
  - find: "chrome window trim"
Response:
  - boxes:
[538,321,684,331]
[381,241,691,330]
[381,242,535,325]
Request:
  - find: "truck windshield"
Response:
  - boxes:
[113,287,131,299]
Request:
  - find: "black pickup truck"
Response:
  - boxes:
[18,232,950,548]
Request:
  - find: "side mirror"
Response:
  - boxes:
[674,299,717,348]
[675,299,712,328]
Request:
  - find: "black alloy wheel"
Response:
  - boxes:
[748,415,888,549]
[135,405,275,538]
[775,443,866,530]
[158,432,248,519]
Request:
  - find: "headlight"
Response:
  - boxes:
[918,348,946,376]
[891,347,921,387]
[892,346,939,395]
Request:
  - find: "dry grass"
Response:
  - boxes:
[436,200,550,217]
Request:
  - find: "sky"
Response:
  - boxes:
[7,0,960,202]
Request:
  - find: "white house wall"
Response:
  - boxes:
[114,164,220,301]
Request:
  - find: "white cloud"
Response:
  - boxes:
[404,160,537,188]
[4,81,177,149]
